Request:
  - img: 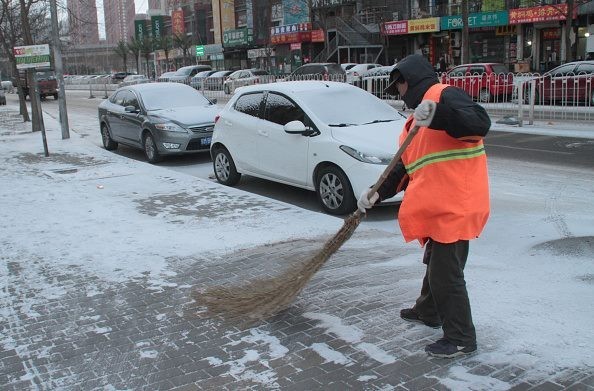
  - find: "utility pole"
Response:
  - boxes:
[50,0,70,139]
[461,0,469,64]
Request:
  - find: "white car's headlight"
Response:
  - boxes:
[340,145,393,164]
[154,122,186,132]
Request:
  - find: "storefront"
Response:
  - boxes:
[381,18,439,65]
[269,23,312,74]
[441,11,510,67]
[509,4,575,72]
[222,27,254,70]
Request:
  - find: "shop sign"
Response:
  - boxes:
[223,27,254,47]
[290,43,302,50]
[509,4,569,24]
[247,48,275,58]
[270,23,311,36]
[407,18,439,34]
[283,0,310,25]
[14,44,50,69]
[172,10,185,35]
[151,15,163,40]
[495,25,517,35]
[202,44,223,55]
[441,11,508,30]
[382,20,408,35]
[270,31,311,44]
[542,28,561,40]
[311,0,355,9]
[311,29,325,42]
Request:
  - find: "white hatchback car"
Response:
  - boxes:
[210,81,406,215]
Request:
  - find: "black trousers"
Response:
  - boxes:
[413,239,476,346]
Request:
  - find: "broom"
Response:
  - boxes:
[196,123,422,321]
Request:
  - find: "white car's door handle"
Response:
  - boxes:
[257,129,268,137]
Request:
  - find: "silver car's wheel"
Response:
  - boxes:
[101,123,118,150]
[316,166,355,215]
[143,133,161,163]
[213,148,240,185]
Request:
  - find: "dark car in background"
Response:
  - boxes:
[441,63,514,102]
[523,61,594,105]
[190,70,217,90]
[203,70,234,91]
[98,83,219,163]
[287,63,346,81]
[112,72,135,83]
[168,65,212,84]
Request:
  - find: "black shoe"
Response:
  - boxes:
[400,308,442,329]
[425,338,477,358]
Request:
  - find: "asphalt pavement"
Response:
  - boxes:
[1,103,593,390]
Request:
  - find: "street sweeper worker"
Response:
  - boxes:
[357,53,491,358]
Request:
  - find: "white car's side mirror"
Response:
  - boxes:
[284,120,307,134]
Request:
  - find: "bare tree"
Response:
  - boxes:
[127,37,142,74]
[173,34,193,66]
[113,41,129,72]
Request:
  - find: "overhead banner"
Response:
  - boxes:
[172,10,185,35]
[382,21,408,35]
[151,15,163,40]
[134,20,147,41]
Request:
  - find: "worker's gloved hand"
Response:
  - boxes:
[413,100,437,127]
[357,189,379,213]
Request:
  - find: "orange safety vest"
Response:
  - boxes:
[398,83,490,245]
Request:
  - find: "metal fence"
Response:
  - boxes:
[66,71,594,123]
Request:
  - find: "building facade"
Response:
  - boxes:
[67,0,100,45]
[104,0,137,44]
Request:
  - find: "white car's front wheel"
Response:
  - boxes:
[316,166,355,215]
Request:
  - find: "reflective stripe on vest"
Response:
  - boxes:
[404,144,486,175]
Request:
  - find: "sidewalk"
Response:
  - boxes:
[1,105,593,390]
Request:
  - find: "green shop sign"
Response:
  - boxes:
[223,27,254,47]
[440,11,508,30]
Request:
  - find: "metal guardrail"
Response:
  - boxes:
[64,71,594,122]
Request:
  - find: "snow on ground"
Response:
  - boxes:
[1,103,592,388]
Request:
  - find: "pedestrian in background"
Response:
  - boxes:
[357,54,491,358]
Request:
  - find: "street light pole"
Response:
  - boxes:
[50,0,70,139]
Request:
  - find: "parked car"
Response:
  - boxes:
[112,72,135,83]
[203,70,234,91]
[522,61,594,105]
[441,63,513,102]
[286,63,346,82]
[345,63,382,84]
[98,83,219,163]
[157,71,177,83]
[14,69,58,100]
[168,65,212,84]
[360,65,397,99]
[190,70,217,90]
[223,69,271,94]
[2,80,14,93]
[0,88,6,105]
[120,74,149,87]
[340,63,357,71]
[210,81,405,215]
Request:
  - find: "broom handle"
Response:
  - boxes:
[354,124,420,217]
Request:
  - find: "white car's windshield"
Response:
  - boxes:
[142,87,211,110]
[298,88,399,126]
